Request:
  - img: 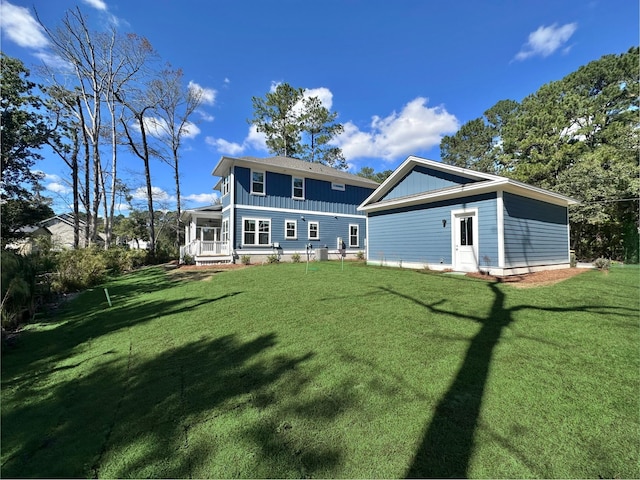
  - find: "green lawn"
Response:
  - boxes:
[2,262,638,478]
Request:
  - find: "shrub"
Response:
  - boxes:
[266,254,279,264]
[1,251,35,329]
[182,253,195,265]
[53,247,108,293]
[356,250,365,261]
[291,253,301,263]
[241,255,251,265]
[593,257,611,271]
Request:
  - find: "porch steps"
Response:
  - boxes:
[195,255,233,266]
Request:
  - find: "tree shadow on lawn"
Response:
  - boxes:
[2,288,243,398]
[377,280,638,479]
[2,333,332,478]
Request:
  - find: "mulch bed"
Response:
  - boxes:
[466,267,592,287]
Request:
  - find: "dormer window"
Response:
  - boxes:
[292,177,304,199]
[221,175,230,196]
[251,170,265,195]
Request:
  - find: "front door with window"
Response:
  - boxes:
[453,211,478,272]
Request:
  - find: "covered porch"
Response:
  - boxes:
[180,205,232,265]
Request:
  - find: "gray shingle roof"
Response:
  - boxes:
[217,156,380,187]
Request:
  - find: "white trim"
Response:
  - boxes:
[234,204,366,219]
[229,169,235,251]
[250,169,265,195]
[451,208,479,272]
[497,190,505,268]
[292,176,305,200]
[308,221,320,240]
[284,219,297,240]
[358,156,579,211]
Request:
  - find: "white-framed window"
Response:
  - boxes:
[292,177,304,199]
[285,220,297,239]
[349,224,359,248]
[221,175,230,196]
[331,182,345,191]
[221,219,229,243]
[308,221,319,240]
[243,218,270,245]
[251,170,265,195]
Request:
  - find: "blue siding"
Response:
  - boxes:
[503,192,569,267]
[234,166,374,215]
[368,193,498,266]
[233,207,365,252]
[221,193,230,208]
[382,165,476,201]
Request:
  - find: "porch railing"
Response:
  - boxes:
[180,240,230,261]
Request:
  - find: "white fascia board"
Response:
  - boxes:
[501,181,580,206]
[358,156,500,210]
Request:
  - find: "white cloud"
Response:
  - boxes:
[206,137,245,155]
[132,186,174,202]
[183,193,219,204]
[206,125,268,156]
[81,0,108,11]
[140,116,201,140]
[303,87,333,110]
[188,81,217,105]
[0,1,49,49]
[515,22,577,61]
[198,110,215,122]
[47,182,71,194]
[336,97,459,161]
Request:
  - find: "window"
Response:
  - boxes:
[331,182,345,191]
[285,220,297,239]
[292,177,304,199]
[221,219,229,243]
[349,224,359,248]
[251,170,265,195]
[243,218,270,245]
[308,221,319,240]
[221,175,230,196]
[460,217,473,246]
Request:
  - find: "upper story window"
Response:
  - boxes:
[292,177,304,199]
[331,182,345,191]
[251,170,265,195]
[221,175,230,196]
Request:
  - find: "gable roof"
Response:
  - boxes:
[359,156,579,212]
[211,156,379,189]
[40,213,88,229]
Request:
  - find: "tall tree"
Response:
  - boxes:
[0,54,56,243]
[356,166,392,184]
[148,67,204,246]
[299,96,346,169]
[250,83,304,157]
[249,82,346,166]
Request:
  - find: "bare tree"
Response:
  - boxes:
[148,67,204,246]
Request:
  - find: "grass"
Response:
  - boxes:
[1,262,638,478]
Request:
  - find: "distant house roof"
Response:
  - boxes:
[211,156,380,189]
[359,156,580,212]
[40,213,88,229]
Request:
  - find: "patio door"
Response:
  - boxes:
[453,210,478,272]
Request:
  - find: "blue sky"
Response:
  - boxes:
[1,0,638,214]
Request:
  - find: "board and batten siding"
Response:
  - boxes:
[502,192,569,267]
[233,207,366,252]
[367,193,499,267]
[381,165,476,202]
[233,166,373,215]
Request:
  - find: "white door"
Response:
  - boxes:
[453,211,478,272]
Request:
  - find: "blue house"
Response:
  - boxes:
[358,156,579,276]
[181,156,379,265]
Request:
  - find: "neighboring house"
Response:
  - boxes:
[6,225,52,255]
[180,156,379,265]
[358,156,579,276]
[40,213,105,249]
